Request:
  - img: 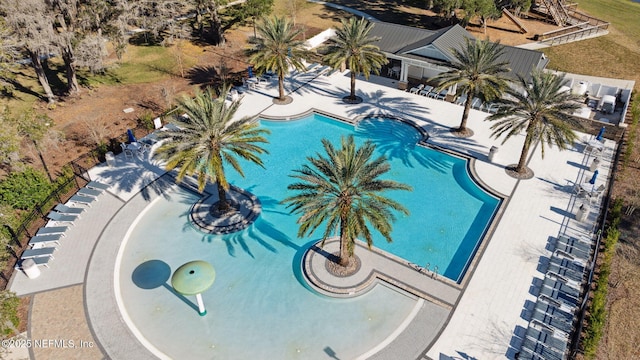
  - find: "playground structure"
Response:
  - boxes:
[498,0,610,47]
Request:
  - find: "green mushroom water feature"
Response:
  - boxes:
[171,261,216,316]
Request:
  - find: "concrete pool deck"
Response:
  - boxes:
[8,68,616,359]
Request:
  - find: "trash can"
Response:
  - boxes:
[488,146,499,162]
[105,151,115,167]
[589,158,600,171]
[575,204,588,222]
[22,259,40,279]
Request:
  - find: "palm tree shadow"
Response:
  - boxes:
[353,117,449,173]
[93,159,174,201]
[187,65,219,87]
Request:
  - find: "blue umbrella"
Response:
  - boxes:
[595,126,605,141]
[248,66,254,78]
[589,169,599,185]
[127,129,137,143]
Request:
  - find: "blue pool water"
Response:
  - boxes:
[117,112,500,359]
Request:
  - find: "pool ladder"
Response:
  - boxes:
[421,263,439,279]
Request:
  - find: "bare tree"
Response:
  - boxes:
[0,18,20,94]
[46,0,82,95]
[1,0,58,103]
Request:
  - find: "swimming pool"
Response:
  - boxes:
[117,112,500,359]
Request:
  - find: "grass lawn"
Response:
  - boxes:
[541,0,640,90]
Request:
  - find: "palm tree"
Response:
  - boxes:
[430,38,511,136]
[324,17,388,103]
[487,70,582,176]
[283,135,411,270]
[248,16,309,103]
[153,87,270,212]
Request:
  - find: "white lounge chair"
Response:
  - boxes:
[409,84,424,94]
[86,181,110,191]
[69,195,97,207]
[455,94,468,105]
[120,143,134,160]
[29,234,62,247]
[78,188,102,198]
[435,89,448,100]
[15,257,51,269]
[21,247,56,260]
[47,211,78,223]
[418,85,434,96]
[54,204,85,215]
[36,226,68,236]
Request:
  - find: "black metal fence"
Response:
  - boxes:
[569,128,625,357]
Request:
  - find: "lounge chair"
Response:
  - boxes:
[21,247,56,260]
[69,194,97,207]
[556,235,592,254]
[520,335,565,360]
[435,89,448,100]
[418,85,434,96]
[539,282,579,307]
[78,188,102,198]
[525,321,569,359]
[531,308,574,335]
[120,143,134,160]
[14,257,51,269]
[454,94,468,105]
[86,181,110,191]
[553,241,590,260]
[409,84,424,94]
[47,211,79,224]
[36,226,68,236]
[54,204,85,215]
[543,277,581,298]
[29,234,62,248]
[471,97,483,109]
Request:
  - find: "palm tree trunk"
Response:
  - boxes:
[516,123,535,173]
[338,214,350,266]
[216,182,231,212]
[350,72,356,100]
[29,50,56,103]
[459,94,473,131]
[278,74,285,100]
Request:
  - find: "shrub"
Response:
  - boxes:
[582,198,623,358]
[0,168,54,210]
[0,291,20,337]
[138,110,155,130]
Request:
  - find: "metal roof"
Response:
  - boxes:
[367,21,547,80]
[368,22,437,54]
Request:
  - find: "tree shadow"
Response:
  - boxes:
[187,65,219,87]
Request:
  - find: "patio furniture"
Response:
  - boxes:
[409,84,424,94]
[78,188,102,198]
[435,89,448,100]
[120,143,134,160]
[29,234,62,248]
[471,97,483,109]
[15,257,51,270]
[36,226,68,236]
[86,181,110,191]
[21,247,56,260]
[418,85,434,96]
[47,211,78,224]
[454,93,467,105]
[69,194,97,207]
[54,204,85,215]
